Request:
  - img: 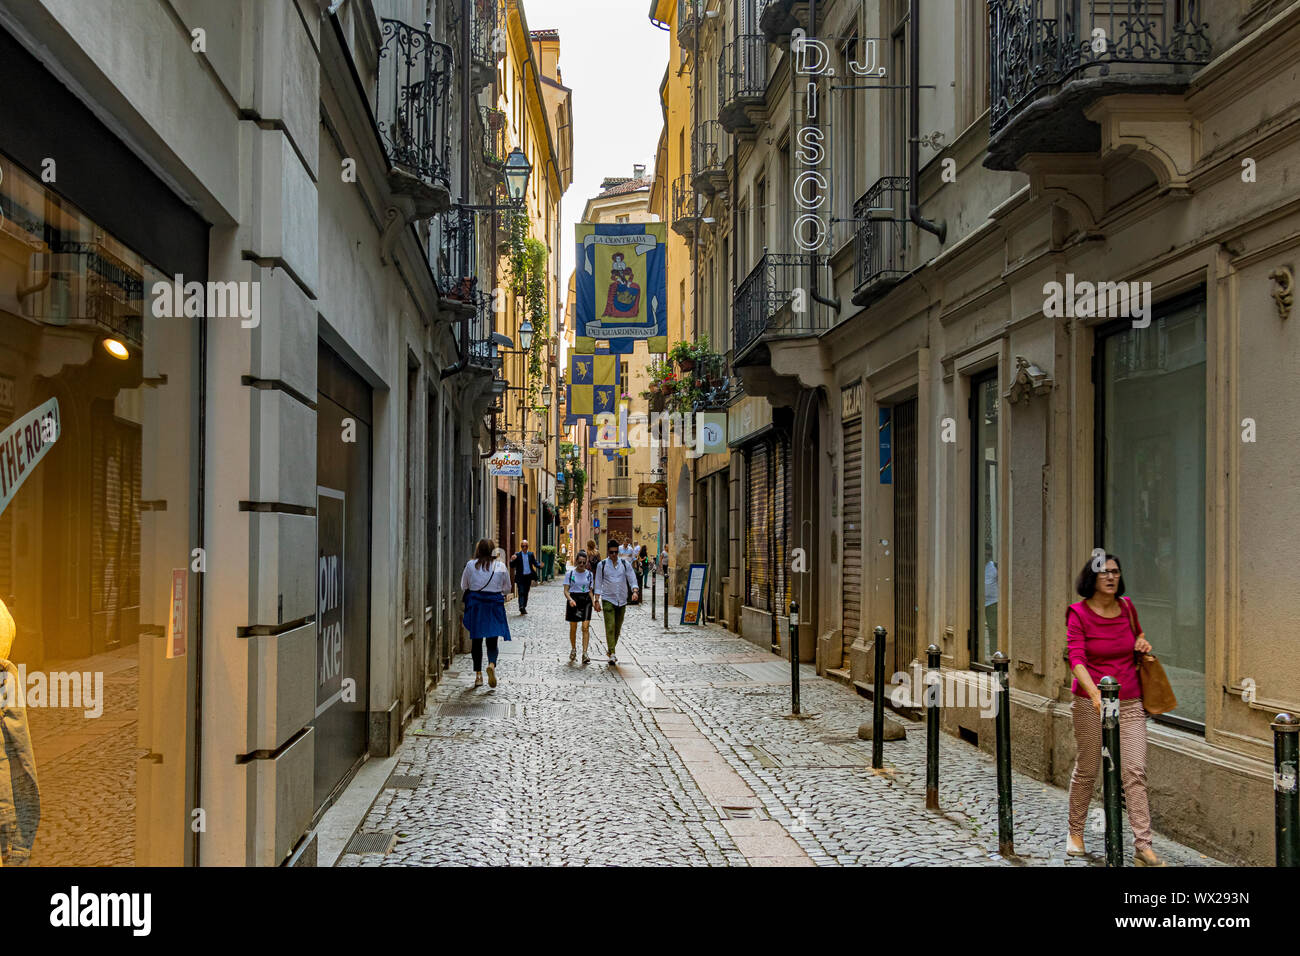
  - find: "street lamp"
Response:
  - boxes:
[504,148,532,203]
[541,384,552,407]
[518,319,534,351]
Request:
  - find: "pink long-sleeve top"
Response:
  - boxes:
[1067,599,1142,700]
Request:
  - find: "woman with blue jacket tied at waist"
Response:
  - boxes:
[460,539,512,687]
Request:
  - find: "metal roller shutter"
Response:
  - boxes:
[745,440,770,611]
[842,416,863,666]
[774,431,791,614]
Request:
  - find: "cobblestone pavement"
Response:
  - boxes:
[341,580,1222,867]
[26,646,141,866]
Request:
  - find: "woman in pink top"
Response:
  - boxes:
[1065,553,1164,866]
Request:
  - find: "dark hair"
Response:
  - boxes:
[640,545,648,558]
[1075,552,1125,599]
[607,536,619,549]
[474,538,494,572]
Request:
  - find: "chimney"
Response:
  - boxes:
[633,163,646,180]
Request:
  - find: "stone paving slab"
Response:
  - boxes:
[341,581,1223,867]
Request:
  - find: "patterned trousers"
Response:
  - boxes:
[1068,696,1153,851]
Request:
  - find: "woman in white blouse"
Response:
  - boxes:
[460,539,512,687]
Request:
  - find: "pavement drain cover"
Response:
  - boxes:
[386,774,422,789]
[436,703,516,718]
[343,831,397,856]
[720,806,768,820]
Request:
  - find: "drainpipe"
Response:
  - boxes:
[908,0,946,244]
[442,0,476,380]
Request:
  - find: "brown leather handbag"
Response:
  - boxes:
[1123,597,1178,716]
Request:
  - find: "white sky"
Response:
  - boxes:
[524,0,669,329]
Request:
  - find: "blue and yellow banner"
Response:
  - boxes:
[565,352,619,425]
[574,222,668,355]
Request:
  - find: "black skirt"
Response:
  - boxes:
[565,592,593,622]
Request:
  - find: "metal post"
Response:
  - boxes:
[992,650,1013,856]
[1273,713,1299,867]
[925,643,940,811]
[651,552,656,621]
[789,601,800,716]
[871,625,887,769]
[1099,676,1123,867]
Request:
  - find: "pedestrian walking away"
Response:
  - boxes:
[564,550,595,664]
[511,539,540,615]
[460,539,512,688]
[594,538,639,664]
[1064,553,1163,867]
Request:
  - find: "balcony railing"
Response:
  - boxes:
[671,176,701,238]
[691,352,734,411]
[607,477,632,499]
[471,0,503,70]
[480,106,506,169]
[733,252,828,361]
[677,0,702,44]
[851,176,909,306]
[377,19,453,203]
[719,35,768,133]
[988,0,1212,136]
[758,0,800,43]
[692,120,729,195]
[437,206,477,304]
[468,291,495,372]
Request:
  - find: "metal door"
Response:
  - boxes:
[893,397,918,675]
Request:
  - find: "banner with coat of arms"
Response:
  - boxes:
[565,352,620,425]
[574,222,668,355]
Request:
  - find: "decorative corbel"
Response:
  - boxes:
[379,205,403,265]
[1269,266,1293,321]
[1005,356,1053,406]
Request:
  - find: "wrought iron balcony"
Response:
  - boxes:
[480,106,507,170]
[377,18,453,214]
[733,252,829,363]
[719,35,768,134]
[471,0,503,72]
[465,291,496,373]
[851,176,909,306]
[986,0,1211,170]
[690,352,734,411]
[437,206,477,307]
[671,176,701,238]
[677,0,702,45]
[692,120,729,196]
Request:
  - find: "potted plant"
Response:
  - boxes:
[540,543,557,580]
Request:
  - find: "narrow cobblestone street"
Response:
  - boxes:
[340,580,1222,867]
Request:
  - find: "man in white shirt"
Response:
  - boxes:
[594,539,639,664]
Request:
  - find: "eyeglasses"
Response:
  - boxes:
[1097,570,1121,577]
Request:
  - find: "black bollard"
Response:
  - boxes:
[651,561,656,621]
[1273,713,1299,867]
[789,601,800,716]
[926,643,941,811]
[992,650,1013,856]
[1099,676,1123,867]
[872,625,887,769]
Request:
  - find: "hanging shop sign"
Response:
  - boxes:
[638,481,668,509]
[488,449,523,476]
[0,397,61,518]
[522,443,545,469]
[574,223,668,354]
[681,563,709,625]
